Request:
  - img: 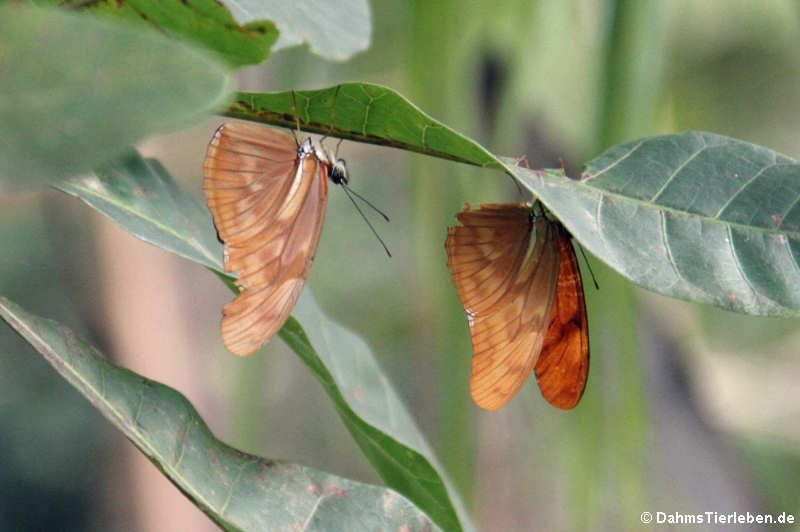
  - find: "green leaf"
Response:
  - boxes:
[72,0,371,64]
[221,0,372,61]
[82,0,279,67]
[57,150,470,532]
[510,131,800,316]
[281,293,468,532]
[0,4,232,193]
[0,295,439,532]
[226,85,501,168]
[57,152,222,271]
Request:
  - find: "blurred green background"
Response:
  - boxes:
[3,0,800,530]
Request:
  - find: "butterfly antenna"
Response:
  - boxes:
[558,157,567,176]
[341,184,392,257]
[342,184,390,221]
[508,155,531,200]
[509,174,526,199]
[290,89,302,146]
[576,244,599,290]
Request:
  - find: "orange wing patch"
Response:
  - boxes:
[445,202,589,410]
[203,122,329,356]
[534,224,589,409]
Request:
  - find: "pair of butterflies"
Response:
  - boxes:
[203,121,589,410]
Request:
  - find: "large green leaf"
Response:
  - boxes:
[58,152,222,271]
[509,131,800,316]
[67,0,370,65]
[0,4,232,193]
[221,0,371,61]
[80,0,279,67]
[57,151,470,532]
[226,85,501,168]
[0,296,438,531]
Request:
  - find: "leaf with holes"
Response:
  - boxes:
[70,0,371,65]
[221,0,372,61]
[78,0,279,66]
[509,131,800,316]
[0,296,439,531]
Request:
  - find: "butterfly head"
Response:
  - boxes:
[329,158,349,185]
[297,137,315,159]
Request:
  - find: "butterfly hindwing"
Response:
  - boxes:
[534,224,589,409]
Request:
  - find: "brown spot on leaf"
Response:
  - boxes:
[324,485,348,497]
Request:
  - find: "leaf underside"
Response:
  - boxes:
[0,296,438,532]
[220,0,372,61]
[510,131,800,316]
[81,0,279,67]
[0,4,231,193]
[226,85,501,168]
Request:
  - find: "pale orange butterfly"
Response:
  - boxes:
[203,121,386,356]
[445,202,589,410]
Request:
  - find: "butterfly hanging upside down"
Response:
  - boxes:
[445,202,590,410]
[203,122,353,356]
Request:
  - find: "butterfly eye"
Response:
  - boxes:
[330,160,348,184]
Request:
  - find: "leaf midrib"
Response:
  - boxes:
[60,181,221,266]
[0,300,224,519]
[513,165,800,241]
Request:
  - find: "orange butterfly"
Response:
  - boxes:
[203,122,349,356]
[445,202,589,410]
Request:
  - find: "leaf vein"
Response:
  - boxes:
[714,165,771,219]
[660,210,688,288]
[174,418,194,470]
[650,141,706,202]
[220,458,256,516]
[726,225,760,303]
[585,139,644,179]
[778,191,800,229]
[520,169,800,240]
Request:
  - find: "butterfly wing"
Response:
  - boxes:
[445,203,560,410]
[203,122,329,355]
[534,224,589,409]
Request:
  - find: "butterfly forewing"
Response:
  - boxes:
[446,203,560,410]
[203,122,330,356]
[445,202,589,410]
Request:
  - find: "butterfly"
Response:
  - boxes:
[203,121,351,356]
[445,202,589,410]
